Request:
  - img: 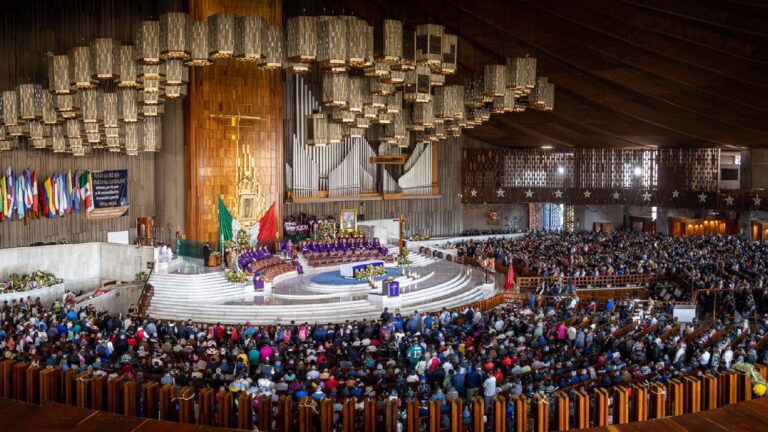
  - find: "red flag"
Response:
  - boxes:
[503,265,515,291]
[257,202,277,250]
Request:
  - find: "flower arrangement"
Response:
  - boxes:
[135,272,150,282]
[338,228,364,237]
[236,228,250,247]
[354,265,387,280]
[226,270,248,284]
[223,240,238,251]
[1,271,60,294]
[409,233,430,241]
[396,247,412,268]
[315,220,337,240]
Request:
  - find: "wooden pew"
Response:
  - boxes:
[631,384,648,422]
[62,369,76,405]
[683,376,701,414]
[343,398,356,432]
[594,388,609,427]
[428,400,440,432]
[554,392,569,431]
[472,397,484,432]
[25,365,41,404]
[668,378,684,416]
[404,399,419,432]
[123,379,137,417]
[217,390,233,429]
[39,367,61,406]
[718,371,738,406]
[90,374,105,411]
[614,386,630,425]
[532,393,548,432]
[573,390,589,429]
[237,392,252,430]
[649,382,666,419]
[365,397,378,432]
[277,395,292,432]
[142,381,159,420]
[702,374,718,410]
[12,362,29,401]
[75,372,90,408]
[158,384,175,422]
[258,395,273,432]
[449,399,462,432]
[297,397,313,432]
[493,397,507,432]
[385,399,399,432]
[0,359,14,398]
[198,388,214,425]
[513,395,527,432]
[737,373,752,402]
[107,376,123,414]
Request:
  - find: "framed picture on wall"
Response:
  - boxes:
[340,208,358,231]
[239,194,258,224]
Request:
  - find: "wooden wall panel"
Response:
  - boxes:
[185,0,283,245]
[284,137,463,237]
[0,149,155,248]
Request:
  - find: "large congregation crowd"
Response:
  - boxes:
[457,231,768,318]
[1,230,767,429]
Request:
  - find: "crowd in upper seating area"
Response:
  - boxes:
[456,230,768,317]
[1,230,768,429]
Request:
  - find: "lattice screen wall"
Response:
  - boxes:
[658,148,720,192]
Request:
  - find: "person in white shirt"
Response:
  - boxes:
[483,374,497,408]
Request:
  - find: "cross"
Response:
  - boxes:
[394,214,407,249]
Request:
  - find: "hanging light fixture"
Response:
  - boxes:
[385,91,402,114]
[484,64,506,97]
[162,58,188,85]
[383,113,405,143]
[80,88,99,123]
[84,122,101,144]
[102,91,118,128]
[322,73,348,107]
[430,73,445,87]
[286,15,317,63]
[317,16,347,71]
[382,69,404,84]
[393,28,415,71]
[412,100,435,127]
[90,38,118,81]
[327,120,343,144]
[503,87,516,113]
[439,33,458,75]
[260,24,284,69]
[330,107,355,123]
[364,62,389,78]
[117,45,140,87]
[69,46,95,89]
[28,121,45,146]
[124,122,139,155]
[143,117,161,151]
[347,76,364,113]
[306,112,328,146]
[163,84,188,99]
[17,84,42,121]
[415,24,443,67]
[41,92,57,124]
[48,55,72,94]
[138,64,163,81]
[374,19,402,64]
[208,13,235,59]
[64,118,81,140]
[506,56,537,96]
[404,66,431,103]
[234,15,265,62]
[346,17,368,68]
[134,21,161,64]
[54,94,78,117]
[186,21,212,66]
[369,79,394,96]
[51,125,65,152]
[160,12,190,59]
[1,91,19,127]
[119,88,139,122]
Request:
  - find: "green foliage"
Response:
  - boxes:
[353,264,387,280]
[1,271,60,293]
[396,247,412,267]
[226,270,248,284]
[236,228,250,247]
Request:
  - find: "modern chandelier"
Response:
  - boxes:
[0,11,554,155]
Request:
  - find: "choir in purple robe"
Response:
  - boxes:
[300,237,388,267]
[237,246,273,273]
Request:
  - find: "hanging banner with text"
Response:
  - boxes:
[87,170,129,220]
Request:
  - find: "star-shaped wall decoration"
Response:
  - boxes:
[470,189,477,197]
[755,196,763,206]
[553,190,563,198]
[524,189,534,198]
[672,190,680,198]
[612,192,620,200]
[725,196,734,206]
[642,191,652,201]
[496,188,505,197]
[698,193,708,203]
[583,190,591,198]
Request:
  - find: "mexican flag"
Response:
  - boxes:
[79,171,94,212]
[218,196,234,244]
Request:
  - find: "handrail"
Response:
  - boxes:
[135,265,154,318]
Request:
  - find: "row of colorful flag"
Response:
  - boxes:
[0,168,94,222]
